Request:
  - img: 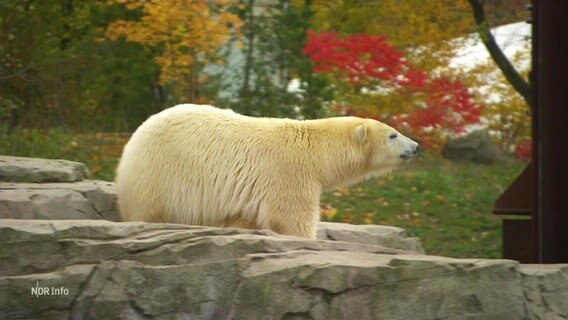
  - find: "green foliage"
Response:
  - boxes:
[233,0,331,118]
[0,0,163,131]
[1,0,529,130]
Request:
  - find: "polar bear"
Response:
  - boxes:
[116,104,419,239]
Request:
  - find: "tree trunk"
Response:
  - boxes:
[467,0,532,106]
[240,0,256,113]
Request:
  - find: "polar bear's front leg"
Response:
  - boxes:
[261,203,320,239]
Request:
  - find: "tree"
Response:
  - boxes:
[467,0,531,105]
[303,31,483,148]
[233,0,329,118]
[0,0,166,131]
[309,0,473,45]
[106,0,242,103]
[304,0,479,75]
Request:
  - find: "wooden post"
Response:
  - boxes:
[533,0,568,263]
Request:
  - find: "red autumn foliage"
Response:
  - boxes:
[515,139,532,161]
[303,31,483,148]
[403,77,482,134]
[303,31,405,85]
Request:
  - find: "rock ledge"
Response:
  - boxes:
[0,219,566,320]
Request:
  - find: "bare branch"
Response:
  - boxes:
[0,61,34,82]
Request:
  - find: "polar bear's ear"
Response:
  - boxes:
[355,123,367,141]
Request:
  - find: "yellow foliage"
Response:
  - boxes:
[461,44,532,151]
[301,0,475,72]
[106,0,242,101]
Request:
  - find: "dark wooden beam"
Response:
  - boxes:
[533,0,568,263]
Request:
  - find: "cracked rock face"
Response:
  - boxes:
[1,219,567,320]
[0,181,118,221]
[317,221,424,253]
[0,155,118,221]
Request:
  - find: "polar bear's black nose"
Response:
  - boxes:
[401,143,420,160]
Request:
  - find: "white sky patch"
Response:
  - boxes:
[449,22,531,72]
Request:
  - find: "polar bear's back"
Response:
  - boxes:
[116,104,284,225]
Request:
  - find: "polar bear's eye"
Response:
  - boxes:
[389,133,398,140]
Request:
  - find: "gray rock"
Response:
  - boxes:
[0,155,91,183]
[317,221,424,253]
[0,180,118,221]
[442,130,506,164]
[1,219,566,320]
[521,264,568,320]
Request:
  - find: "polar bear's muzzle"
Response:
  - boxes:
[400,141,420,160]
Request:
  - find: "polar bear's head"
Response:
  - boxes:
[355,119,420,171]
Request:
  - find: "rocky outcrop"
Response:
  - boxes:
[0,180,118,221]
[442,130,506,164]
[1,219,566,320]
[0,155,91,183]
[0,155,119,221]
[521,264,568,320]
[317,221,424,253]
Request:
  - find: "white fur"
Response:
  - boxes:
[116,104,418,238]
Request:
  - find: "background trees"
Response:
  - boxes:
[0,0,531,258]
[0,1,165,131]
[0,0,529,153]
[303,31,482,148]
[106,0,242,103]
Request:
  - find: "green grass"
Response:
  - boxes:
[321,155,526,259]
[1,128,526,259]
[0,128,127,182]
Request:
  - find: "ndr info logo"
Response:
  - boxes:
[31,281,69,298]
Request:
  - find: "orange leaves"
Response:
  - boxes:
[320,204,337,220]
[331,187,350,197]
[105,0,243,100]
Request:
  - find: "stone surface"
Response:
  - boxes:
[0,181,118,221]
[317,221,424,253]
[442,130,506,164]
[0,155,91,183]
[0,219,566,320]
[521,264,568,320]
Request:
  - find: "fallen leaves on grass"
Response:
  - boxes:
[320,204,337,220]
[341,214,356,224]
[332,187,350,197]
[363,212,375,224]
